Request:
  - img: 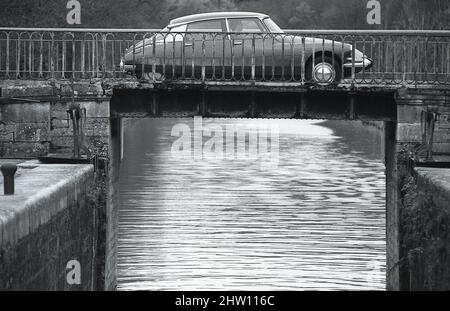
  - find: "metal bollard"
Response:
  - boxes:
[1,163,18,195]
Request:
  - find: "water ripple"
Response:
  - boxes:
[117,119,386,291]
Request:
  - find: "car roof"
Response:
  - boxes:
[169,12,269,27]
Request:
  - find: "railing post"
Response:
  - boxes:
[72,35,76,79]
[141,34,146,80]
[62,37,66,79]
[281,35,285,80]
[231,38,235,80]
[201,34,206,82]
[102,33,107,78]
[301,36,305,85]
[152,34,156,81]
[172,33,176,78]
[93,34,97,77]
[16,34,20,78]
[1,163,17,195]
[447,41,449,85]
[39,33,43,78]
[4,32,9,78]
[28,33,32,79]
[111,36,116,77]
[211,34,216,79]
[241,37,245,80]
[351,38,356,85]
[290,36,295,81]
[162,33,166,78]
[50,33,55,79]
[221,34,225,80]
[81,37,85,79]
[181,34,186,79]
[402,36,407,87]
[191,38,195,79]
[261,35,266,81]
[251,36,255,81]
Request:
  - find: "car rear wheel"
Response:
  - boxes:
[306,56,342,85]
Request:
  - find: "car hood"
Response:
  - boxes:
[124,33,167,58]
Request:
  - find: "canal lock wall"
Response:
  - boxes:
[0,81,112,290]
[0,162,98,290]
[397,161,450,290]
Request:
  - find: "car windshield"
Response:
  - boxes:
[263,18,284,33]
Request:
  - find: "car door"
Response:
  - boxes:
[183,19,227,80]
[154,24,186,78]
[226,17,266,80]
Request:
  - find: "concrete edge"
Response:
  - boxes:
[0,164,94,247]
[414,167,450,206]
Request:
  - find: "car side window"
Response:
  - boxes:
[187,19,224,32]
[227,18,266,41]
[228,18,265,33]
[186,19,224,41]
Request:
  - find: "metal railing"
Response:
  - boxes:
[0,28,449,86]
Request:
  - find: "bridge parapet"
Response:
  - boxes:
[0,28,449,87]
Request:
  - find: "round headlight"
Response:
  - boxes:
[119,58,124,72]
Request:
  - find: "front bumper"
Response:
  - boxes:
[118,58,136,74]
[343,58,373,70]
[122,65,136,73]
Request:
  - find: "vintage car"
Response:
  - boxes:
[121,12,373,85]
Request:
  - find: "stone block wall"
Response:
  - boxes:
[388,89,450,290]
[396,89,450,156]
[0,102,50,157]
[0,81,110,159]
[399,167,450,290]
[48,99,110,157]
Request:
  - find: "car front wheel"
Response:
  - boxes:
[306,56,342,85]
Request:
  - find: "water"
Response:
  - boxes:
[117,118,386,290]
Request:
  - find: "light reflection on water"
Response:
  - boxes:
[117,119,386,290]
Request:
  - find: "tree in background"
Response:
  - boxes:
[288,2,317,28]
[0,0,170,28]
[238,0,449,29]
[165,0,236,21]
[0,0,448,29]
[383,0,449,30]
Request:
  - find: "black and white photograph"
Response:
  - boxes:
[0,0,449,299]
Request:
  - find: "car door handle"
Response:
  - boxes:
[233,40,243,45]
[184,42,193,47]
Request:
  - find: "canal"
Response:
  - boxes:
[117,118,386,290]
